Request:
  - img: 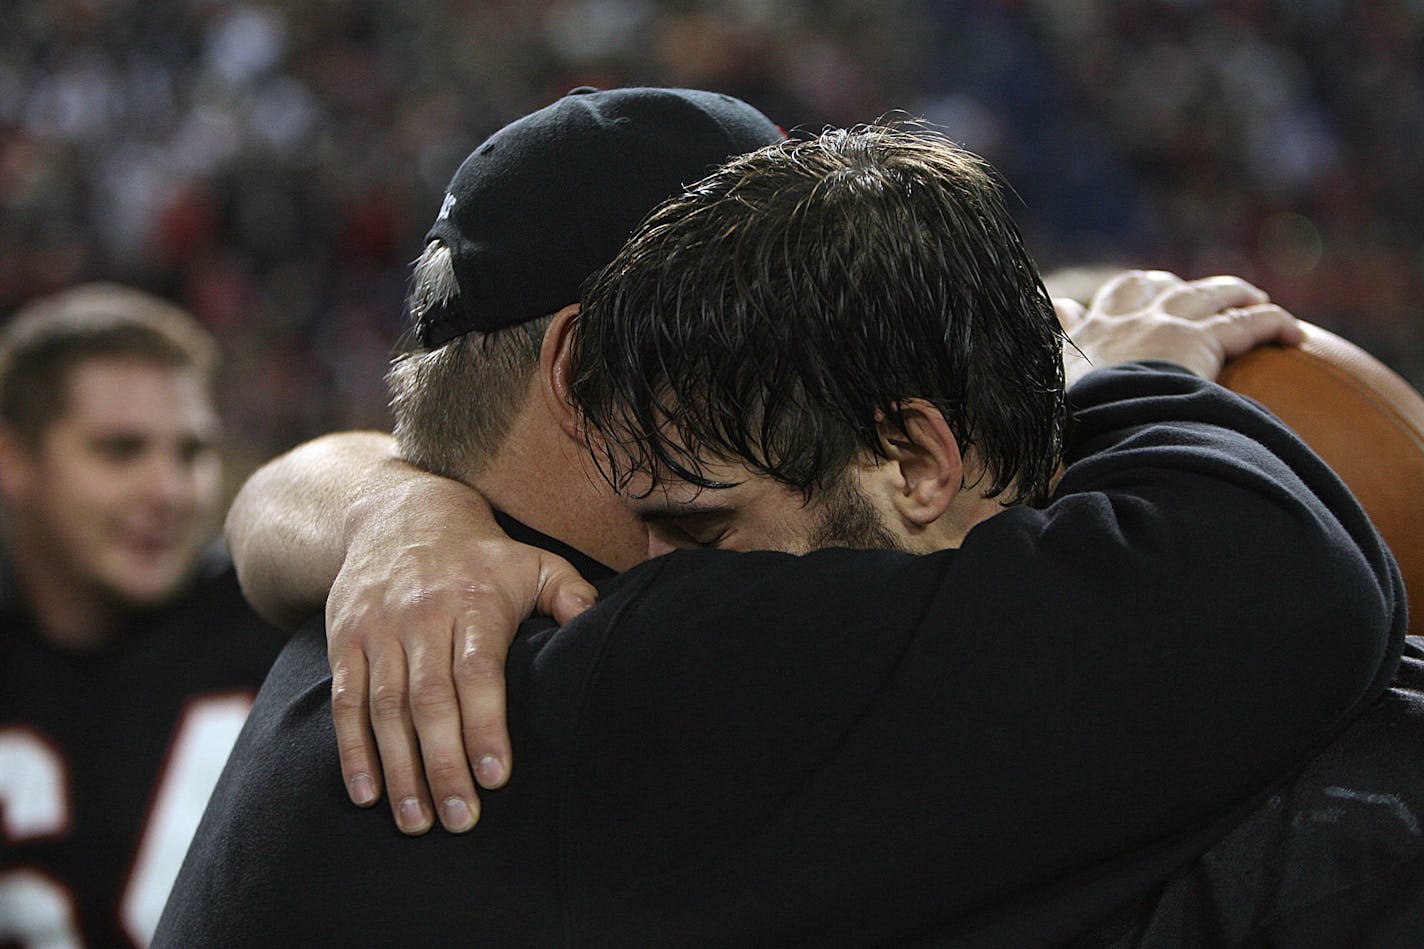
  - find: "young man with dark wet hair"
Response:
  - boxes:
[575,125,1064,512]
[157,108,1403,944]
[572,124,1066,556]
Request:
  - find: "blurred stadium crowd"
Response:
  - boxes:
[2,0,1421,483]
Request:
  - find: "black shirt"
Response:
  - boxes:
[1100,634,1424,948]
[156,364,1405,947]
[0,549,286,948]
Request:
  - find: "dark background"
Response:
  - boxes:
[3,0,1420,487]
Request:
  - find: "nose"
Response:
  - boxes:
[139,450,198,510]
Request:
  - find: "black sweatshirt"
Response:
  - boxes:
[156,363,1405,947]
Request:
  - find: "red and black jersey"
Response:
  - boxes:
[0,551,285,948]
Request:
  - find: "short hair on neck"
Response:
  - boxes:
[387,241,552,480]
[0,283,217,447]
[572,123,1067,506]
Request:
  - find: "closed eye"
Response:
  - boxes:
[638,506,735,550]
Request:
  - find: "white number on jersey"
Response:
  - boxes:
[0,693,252,947]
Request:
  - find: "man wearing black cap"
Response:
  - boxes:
[153,85,793,942]
[0,286,285,948]
[219,85,788,837]
[155,102,1404,944]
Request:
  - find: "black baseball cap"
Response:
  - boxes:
[418,86,785,347]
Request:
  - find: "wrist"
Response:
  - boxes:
[342,457,499,554]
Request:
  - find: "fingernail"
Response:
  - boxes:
[397,797,429,834]
[476,754,506,788]
[350,773,377,806]
[441,797,476,832]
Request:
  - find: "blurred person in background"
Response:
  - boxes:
[0,284,285,948]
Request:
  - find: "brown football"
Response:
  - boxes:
[1217,321,1424,634]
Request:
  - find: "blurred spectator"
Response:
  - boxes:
[1,0,1420,485]
[0,282,285,946]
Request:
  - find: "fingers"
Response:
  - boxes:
[1053,298,1086,332]
[368,644,435,835]
[1091,270,1185,315]
[322,506,599,838]
[453,607,515,793]
[408,628,482,832]
[1068,270,1298,382]
[536,553,599,625]
[330,647,381,808]
[1207,304,1303,363]
[444,552,594,798]
[318,469,573,836]
[1158,276,1269,320]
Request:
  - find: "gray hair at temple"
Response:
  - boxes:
[386,241,552,482]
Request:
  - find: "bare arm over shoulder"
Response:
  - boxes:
[225,430,597,834]
[226,431,412,629]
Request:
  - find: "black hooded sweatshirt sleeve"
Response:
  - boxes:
[555,362,1405,945]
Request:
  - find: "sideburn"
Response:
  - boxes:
[808,474,904,552]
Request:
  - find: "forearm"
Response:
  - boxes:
[225,431,500,628]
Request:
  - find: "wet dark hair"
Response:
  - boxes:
[572,123,1066,505]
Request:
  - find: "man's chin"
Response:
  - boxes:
[102,556,197,610]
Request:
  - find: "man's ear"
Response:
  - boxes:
[539,303,583,440]
[875,399,963,527]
